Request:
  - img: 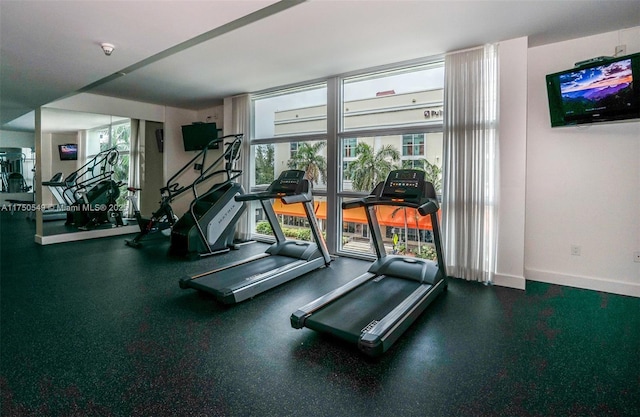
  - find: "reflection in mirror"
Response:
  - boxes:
[1,147,35,193]
[39,108,132,237]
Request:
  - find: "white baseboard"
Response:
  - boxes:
[493,273,526,290]
[525,267,640,298]
[35,225,139,245]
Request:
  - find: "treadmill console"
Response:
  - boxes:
[380,169,433,202]
[268,170,306,195]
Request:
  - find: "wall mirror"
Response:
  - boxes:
[38,107,164,240]
[0,146,35,194]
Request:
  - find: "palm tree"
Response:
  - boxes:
[345,142,400,192]
[287,142,327,185]
[402,158,442,195]
[421,158,442,195]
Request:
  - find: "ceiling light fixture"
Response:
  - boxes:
[100,43,115,56]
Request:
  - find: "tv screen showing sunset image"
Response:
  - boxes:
[560,58,633,116]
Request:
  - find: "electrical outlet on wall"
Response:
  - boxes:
[634,251,640,263]
[571,245,581,256]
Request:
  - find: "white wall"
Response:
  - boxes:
[0,130,34,148]
[48,94,166,122]
[140,121,165,216]
[33,93,205,243]
[495,37,528,290]
[163,106,201,216]
[44,93,216,217]
[196,105,224,129]
[525,27,640,297]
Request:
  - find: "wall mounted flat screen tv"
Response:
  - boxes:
[546,52,640,127]
[58,143,78,160]
[181,123,219,151]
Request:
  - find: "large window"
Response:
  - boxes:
[248,60,444,258]
[339,63,444,257]
[253,84,327,140]
[251,84,328,239]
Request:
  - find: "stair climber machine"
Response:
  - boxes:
[125,134,243,250]
[44,147,124,231]
[291,169,447,358]
[179,169,332,305]
[168,134,246,258]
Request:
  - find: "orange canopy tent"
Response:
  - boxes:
[272,200,437,230]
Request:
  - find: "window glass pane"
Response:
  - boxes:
[252,144,275,188]
[253,84,327,139]
[248,196,327,242]
[250,140,327,191]
[342,63,444,132]
[340,133,442,194]
[340,197,438,260]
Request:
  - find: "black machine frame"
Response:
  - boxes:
[126,134,243,252]
[168,134,245,258]
[291,169,447,357]
[179,169,331,305]
[43,147,124,230]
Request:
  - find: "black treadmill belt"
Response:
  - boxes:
[190,255,298,292]
[305,276,422,344]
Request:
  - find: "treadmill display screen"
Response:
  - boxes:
[381,170,425,200]
[270,170,305,193]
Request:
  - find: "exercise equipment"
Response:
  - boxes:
[43,147,124,230]
[123,186,177,247]
[124,134,243,251]
[179,169,331,305]
[291,169,447,357]
[1,150,32,193]
[168,134,245,258]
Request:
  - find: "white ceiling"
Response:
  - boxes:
[2,0,640,131]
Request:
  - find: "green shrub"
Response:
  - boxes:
[255,220,273,235]
[416,245,438,261]
[255,222,320,243]
[296,228,312,241]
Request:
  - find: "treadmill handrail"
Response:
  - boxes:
[235,185,312,203]
[342,196,439,215]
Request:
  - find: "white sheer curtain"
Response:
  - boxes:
[442,44,499,283]
[225,94,250,241]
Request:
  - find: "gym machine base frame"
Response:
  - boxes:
[179,169,331,305]
[291,169,447,358]
[169,135,245,258]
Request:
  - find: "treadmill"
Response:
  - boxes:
[179,169,331,305]
[291,169,447,357]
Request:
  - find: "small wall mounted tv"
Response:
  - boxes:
[181,122,220,151]
[58,143,78,160]
[546,52,640,127]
